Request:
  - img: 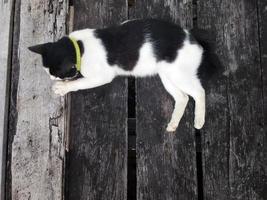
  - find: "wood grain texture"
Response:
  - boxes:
[257,0,267,198]
[6,1,21,198]
[10,0,68,199]
[258,0,267,139]
[131,0,193,27]
[132,1,198,199]
[0,0,14,199]
[198,0,267,199]
[197,1,230,199]
[66,1,128,200]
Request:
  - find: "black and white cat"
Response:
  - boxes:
[29,19,219,132]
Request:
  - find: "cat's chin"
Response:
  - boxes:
[50,71,79,81]
[50,75,62,81]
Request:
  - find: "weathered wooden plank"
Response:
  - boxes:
[132,1,198,199]
[257,0,267,198]
[258,0,267,137]
[8,0,68,199]
[66,1,128,200]
[198,0,267,199]
[0,0,14,199]
[6,1,21,198]
[196,1,230,199]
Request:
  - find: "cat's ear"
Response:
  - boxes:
[28,43,51,55]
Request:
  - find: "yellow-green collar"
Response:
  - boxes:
[69,37,81,71]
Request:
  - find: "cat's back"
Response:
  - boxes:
[94,19,188,72]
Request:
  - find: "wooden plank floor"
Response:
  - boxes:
[131,1,198,199]
[6,0,68,199]
[198,0,267,199]
[258,1,267,197]
[197,1,232,199]
[66,1,128,200]
[258,0,267,130]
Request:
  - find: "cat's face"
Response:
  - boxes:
[28,37,78,80]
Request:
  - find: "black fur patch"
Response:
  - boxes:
[95,20,146,71]
[190,28,223,85]
[95,19,186,71]
[148,19,186,62]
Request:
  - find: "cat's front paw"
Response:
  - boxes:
[166,121,178,132]
[52,81,69,96]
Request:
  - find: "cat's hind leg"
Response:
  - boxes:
[159,73,189,132]
[167,74,206,129]
[191,87,205,129]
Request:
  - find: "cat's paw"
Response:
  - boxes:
[52,81,69,96]
[166,121,178,132]
[194,116,205,129]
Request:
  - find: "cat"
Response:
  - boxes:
[29,18,220,132]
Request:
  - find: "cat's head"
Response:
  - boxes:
[28,37,83,80]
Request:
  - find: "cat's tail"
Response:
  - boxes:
[190,28,223,84]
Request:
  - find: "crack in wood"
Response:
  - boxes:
[5,0,21,199]
[127,77,136,200]
[256,0,266,125]
[48,109,64,158]
[192,2,204,200]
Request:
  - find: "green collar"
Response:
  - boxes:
[69,37,81,71]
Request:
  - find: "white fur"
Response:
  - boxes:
[52,29,205,131]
